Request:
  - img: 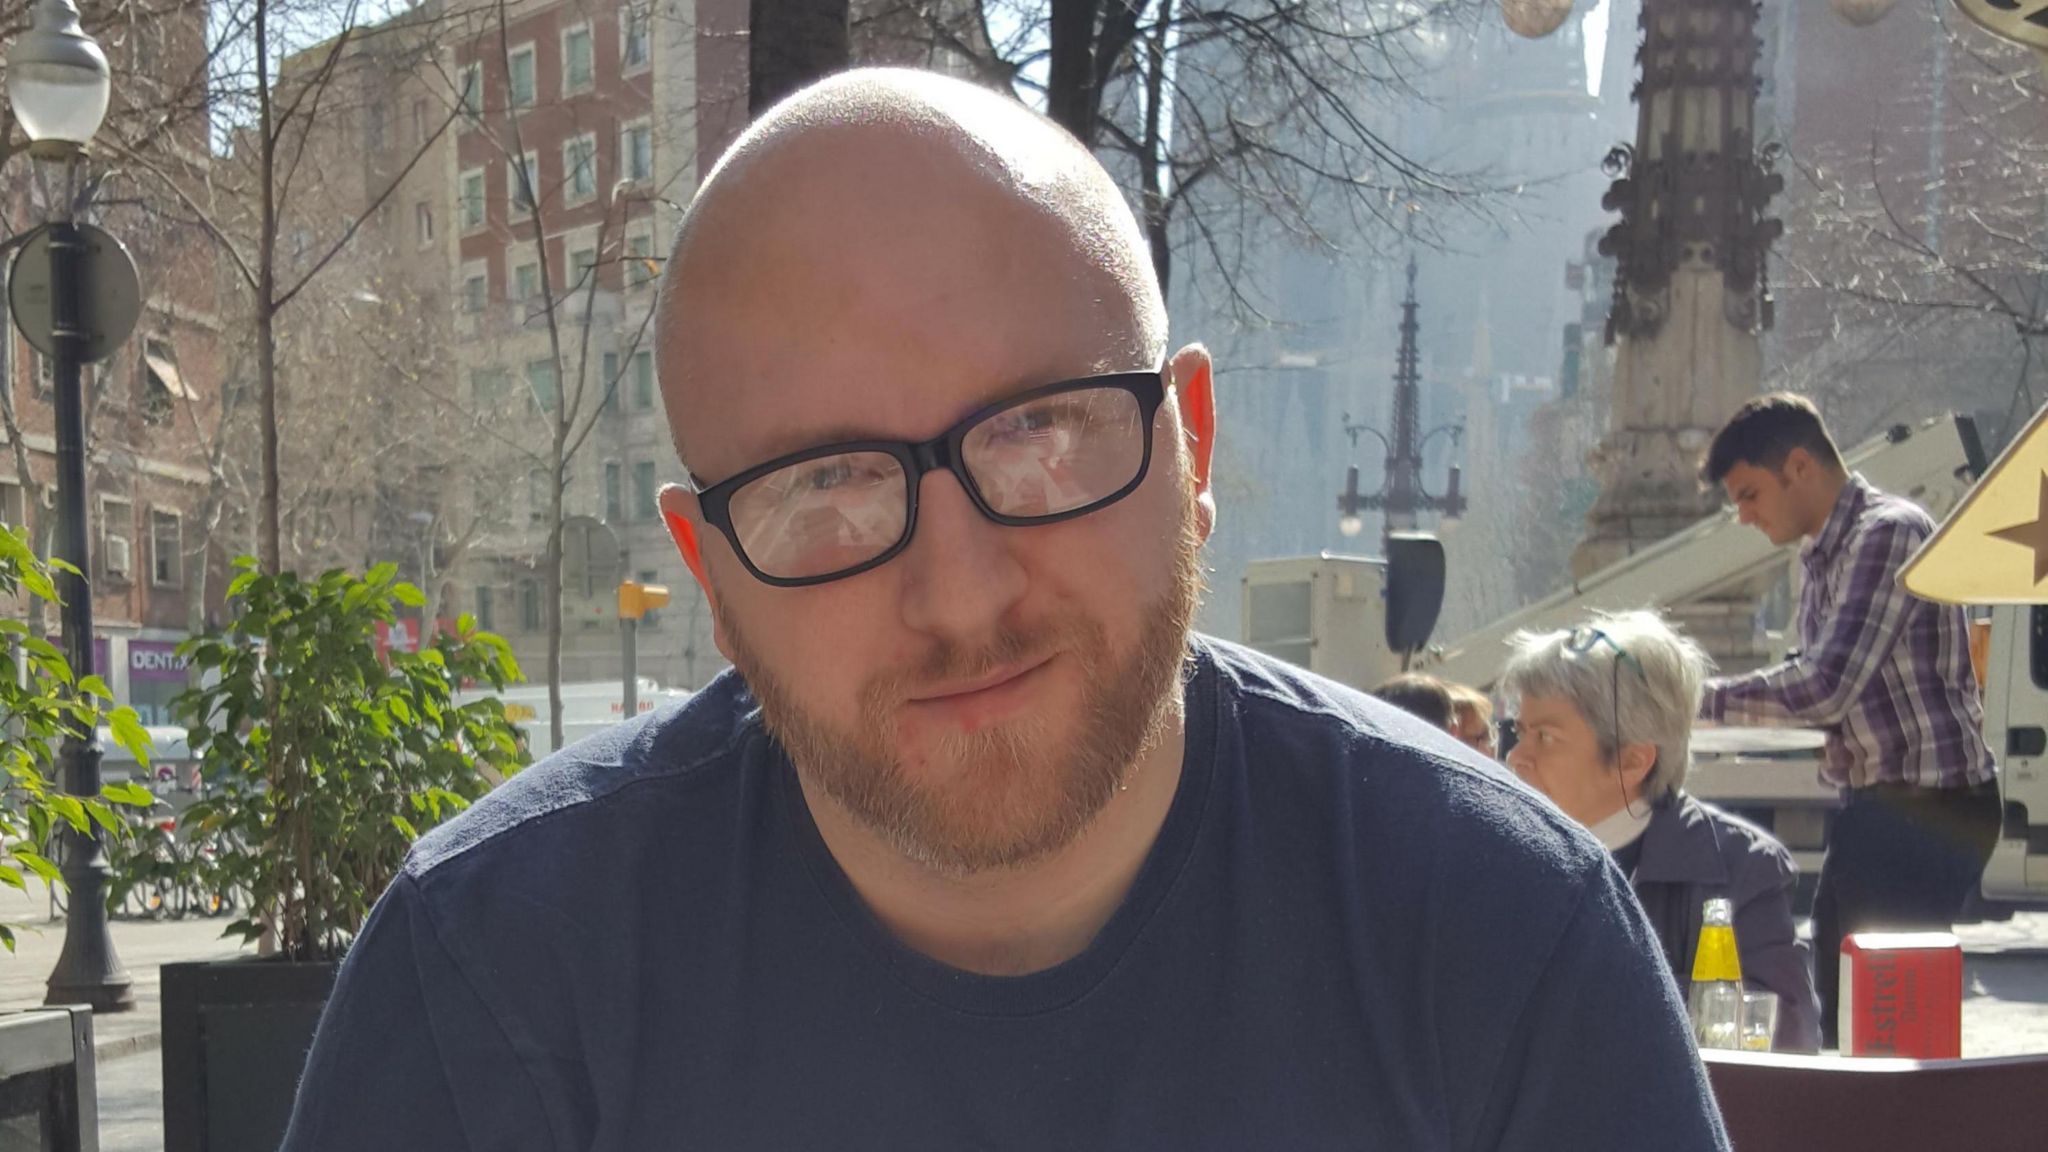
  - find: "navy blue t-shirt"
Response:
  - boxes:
[282,638,1728,1151]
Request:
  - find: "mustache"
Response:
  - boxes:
[866,623,1068,703]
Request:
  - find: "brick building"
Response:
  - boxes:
[1,0,227,725]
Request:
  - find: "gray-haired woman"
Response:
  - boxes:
[1501,609,1822,1052]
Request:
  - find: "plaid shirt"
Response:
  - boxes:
[1702,475,1996,791]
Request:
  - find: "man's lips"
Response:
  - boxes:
[908,655,1054,703]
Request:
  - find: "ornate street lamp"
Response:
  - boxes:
[1336,258,1466,547]
[10,0,133,1012]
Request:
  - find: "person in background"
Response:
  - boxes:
[1700,393,1998,1047]
[1447,683,1498,759]
[1502,608,1822,1052]
[1371,673,1457,731]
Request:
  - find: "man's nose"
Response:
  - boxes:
[893,470,1029,642]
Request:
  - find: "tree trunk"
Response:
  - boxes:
[256,0,282,576]
[1,395,47,644]
[1139,0,1172,298]
[748,0,851,115]
[1046,0,1100,143]
[545,447,564,752]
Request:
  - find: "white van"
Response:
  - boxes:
[455,679,692,759]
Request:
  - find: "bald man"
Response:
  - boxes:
[281,70,1728,1150]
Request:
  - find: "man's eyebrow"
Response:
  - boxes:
[733,369,1101,468]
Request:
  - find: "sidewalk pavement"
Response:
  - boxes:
[0,883,252,1063]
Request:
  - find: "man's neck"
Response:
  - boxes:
[1804,469,1851,541]
[800,717,1188,977]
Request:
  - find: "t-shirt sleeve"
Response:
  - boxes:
[1474,862,1732,1152]
[280,871,552,1152]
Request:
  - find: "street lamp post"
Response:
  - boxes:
[1336,257,1466,549]
[10,0,132,1012]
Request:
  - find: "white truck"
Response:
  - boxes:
[456,678,693,759]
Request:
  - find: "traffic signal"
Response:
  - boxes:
[618,580,670,621]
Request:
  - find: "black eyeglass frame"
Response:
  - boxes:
[687,370,1168,588]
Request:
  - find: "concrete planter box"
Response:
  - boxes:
[161,959,337,1152]
[0,1005,97,1150]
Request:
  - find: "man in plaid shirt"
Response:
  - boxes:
[1699,393,1999,1048]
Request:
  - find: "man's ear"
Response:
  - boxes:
[659,485,732,661]
[1782,446,1814,486]
[1167,344,1216,542]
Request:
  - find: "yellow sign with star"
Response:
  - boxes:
[1904,402,2048,603]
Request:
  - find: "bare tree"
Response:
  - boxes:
[1772,6,2048,448]
[855,0,1495,303]
[109,0,471,578]
[448,0,680,748]
[752,0,851,112]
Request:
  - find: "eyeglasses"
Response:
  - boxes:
[688,370,1168,587]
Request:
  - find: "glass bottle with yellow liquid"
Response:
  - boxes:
[1689,897,1744,1051]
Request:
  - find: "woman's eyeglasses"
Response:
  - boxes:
[1567,626,1652,816]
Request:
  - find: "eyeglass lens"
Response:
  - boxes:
[725,385,1147,582]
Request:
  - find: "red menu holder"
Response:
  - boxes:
[1838,931,1963,1058]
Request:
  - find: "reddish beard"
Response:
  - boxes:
[730,508,1203,877]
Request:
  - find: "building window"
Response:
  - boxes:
[622,3,651,72]
[365,102,385,151]
[621,121,652,183]
[527,469,549,525]
[475,585,494,632]
[509,152,540,212]
[519,578,542,630]
[600,351,620,413]
[459,168,486,230]
[625,229,656,289]
[631,349,654,409]
[461,264,488,313]
[149,509,181,588]
[562,24,595,95]
[603,461,622,523]
[412,98,428,144]
[100,497,134,582]
[512,259,541,301]
[507,44,536,108]
[457,62,483,118]
[33,353,53,398]
[563,134,597,203]
[141,337,188,423]
[567,243,598,292]
[526,359,558,412]
[0,481,23,528]
[633,461,657,521]
[415,201,434,246]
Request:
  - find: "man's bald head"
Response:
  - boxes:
[656,68,1167,481]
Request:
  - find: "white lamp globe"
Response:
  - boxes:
[7,0,110,157]
[1500,0,1574,39]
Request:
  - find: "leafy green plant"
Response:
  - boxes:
[0,525,156,951]
[171,558,525,961]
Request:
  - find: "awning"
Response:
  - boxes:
[144,350,192,400]
[1904,403,2048,604]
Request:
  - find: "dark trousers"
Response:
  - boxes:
[1812,780,2001,1048]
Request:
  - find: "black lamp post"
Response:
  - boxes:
[1336,257,1465,550]
[11,0,133,1012]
